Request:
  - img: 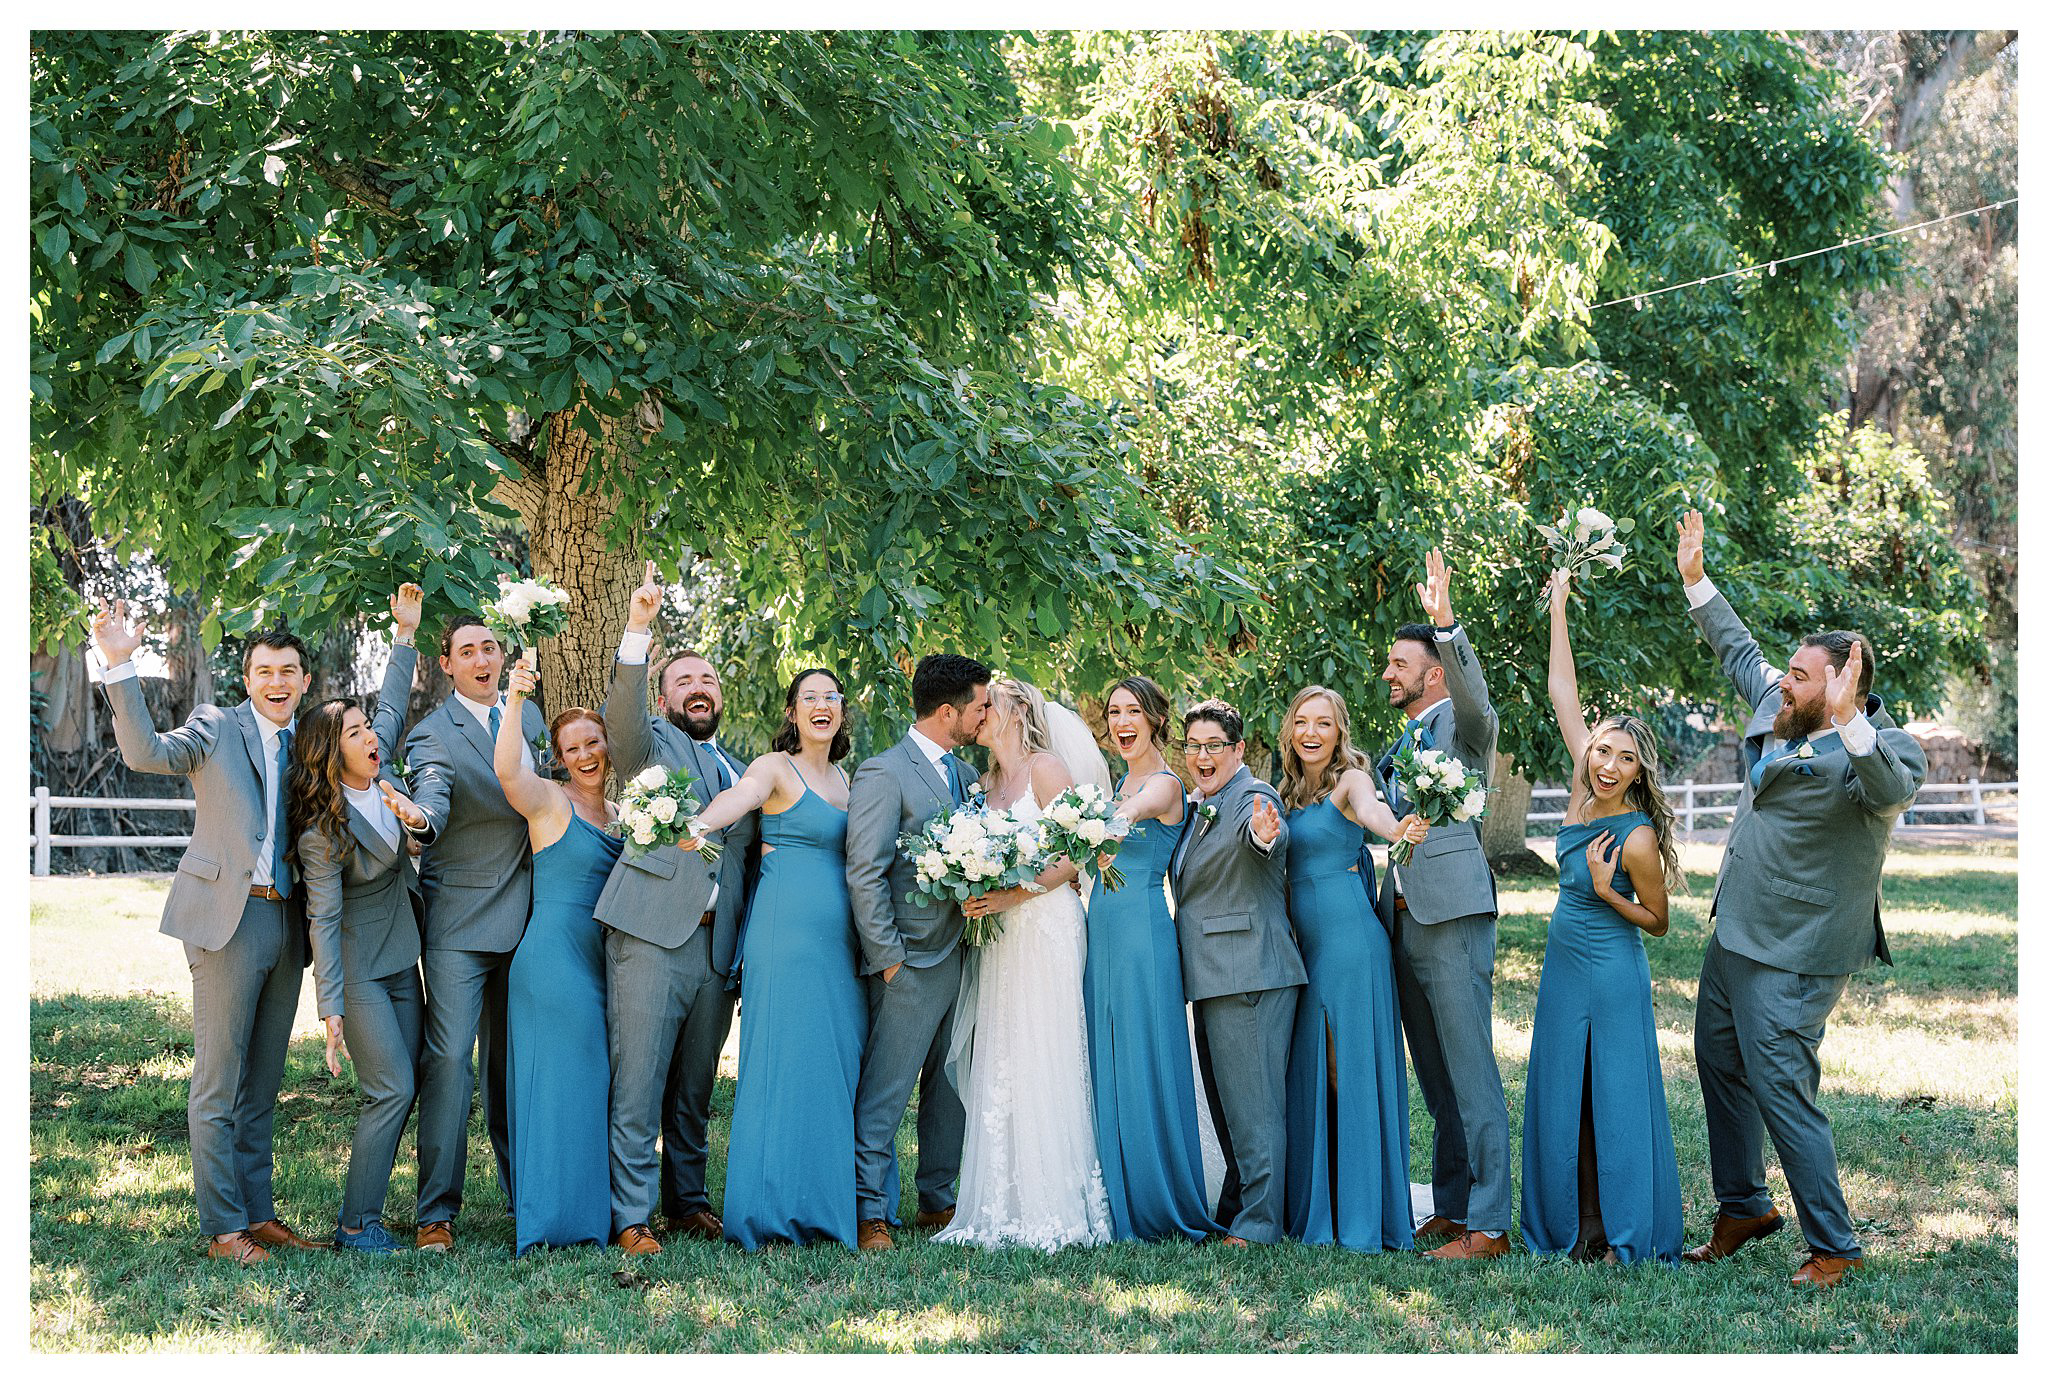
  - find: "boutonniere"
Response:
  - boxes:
[530,731,551,762]
[1197,803,1219,830]
[1795,743,1815,760]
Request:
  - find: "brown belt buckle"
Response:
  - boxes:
[700,909,716,927]
[1393,893,1408,913]
[250,884,284,901]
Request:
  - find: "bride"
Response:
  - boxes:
[935,677,1115,1251]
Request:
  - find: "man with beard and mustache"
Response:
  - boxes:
[596,562,757,1253]
[1371,547,1510,1261]
[1674,511,1926,1289]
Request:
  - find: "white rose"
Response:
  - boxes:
[631,820,658,846]
[919,850,947,879]
[1049,803,1083,831]
[1461,789,1487,819]
[1079,819,1107,846]
[543,586,571,606]
[1577,505,1613,533]
[649,796,678,824]
[633,765,668,792]
[498,591,533,622]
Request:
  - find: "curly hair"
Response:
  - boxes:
[1278,685,1372,812]
[1575,713,1684,893]
[286,697,362,872]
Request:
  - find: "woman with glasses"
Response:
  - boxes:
[682,668,863,1248]
[1277,685,1429,1253]
[1520,571,1684,1264]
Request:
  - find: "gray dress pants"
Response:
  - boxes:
[853,948,966,1222]
[338,964,425,1229]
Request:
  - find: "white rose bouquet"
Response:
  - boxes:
[1533,505,1633,595]
[614,762,720,864]
[1033,783,1135,891]
[898,800,1041,947]
[487,573,573,645]
[1388,744,1491,865]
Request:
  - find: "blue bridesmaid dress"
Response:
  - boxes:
[722,776,867,1249]
[1520,810,1682,1263]
[1082,773,1221,1242]
[506,811,620,1255]
[1283,798,1413,1252]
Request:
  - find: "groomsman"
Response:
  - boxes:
[597,564,756,1253]
[1675,511,1927,1288]
[1374,548,1511,1261]
[95,605,325,1264]
[406,615,552,1252]
[1168,698,1302,1246]
[847,654,990,1252]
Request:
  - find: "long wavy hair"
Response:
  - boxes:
[989,676,1054,763]
[1278,685,1372,811]
[1106,675,1173,762]
[287,697,361,872]
[1574,713,1684,893]
[770,667,851,761]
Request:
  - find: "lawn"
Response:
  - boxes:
[27,841,2018,1352]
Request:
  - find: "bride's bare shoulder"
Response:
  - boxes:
[1027,751,1075,794]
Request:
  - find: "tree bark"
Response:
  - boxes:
[1481,750,1550,877]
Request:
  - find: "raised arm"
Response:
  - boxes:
[1416,548,1500,773]
[497,656,564,826]
[95,600,220,776]
[1821,643,1929,815]
[1116,769,1185,826]
[684,754,782,841]
[1546,570,1591,765]
[370,583,423,763]
[845,756,905,975]
[1677,509,1780,712]
[601,561,664,780]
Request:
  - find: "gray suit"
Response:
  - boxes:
[107,674,305,1237]
[595,655,756,1232]
[1374,625,1512,1236]
[1170,764,1302,1242]
[405,682,551,1225]
[1690,591,1927,1258]
[298,643,426,1231]
[847,734,977,1221]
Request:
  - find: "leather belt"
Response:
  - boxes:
[250,884,285,901]
[700,909,716,927]
[1393,894,1408,913]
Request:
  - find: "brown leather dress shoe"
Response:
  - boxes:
[614,1225,663,1255]
[1414,1214,1468,1244]
[1682,1209,1784,1264]
[416,1220,454,1253]
[857,1218,895,1252]
[665,1209,724,1241]
[915,1206,955,1231]
[206,1231,270,1265]
[1427,1230,1510,1261]
[1791,1253,1861,1288]
[1214,1234,1250,1249]
[248,1217,327,1250]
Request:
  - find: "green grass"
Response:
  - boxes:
[29,847,2017,1352]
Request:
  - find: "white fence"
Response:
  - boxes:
[27,777,2020,875]
[1527,778,2018,835]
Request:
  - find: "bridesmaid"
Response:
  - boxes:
[1277,685,1428,1253]
[495,654,620,1255]
[1520,570,1683,1264]
[684,668,863,1249]
[1083,676,1221,1242]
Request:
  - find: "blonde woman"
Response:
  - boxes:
[1278,685,1428,1252]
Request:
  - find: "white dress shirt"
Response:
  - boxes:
[454,689,533,769]
[344,778,402,851]
[907,726,956,784]
[1683,576,1877,755]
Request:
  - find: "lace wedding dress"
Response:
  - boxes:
[936,786,1115,1251]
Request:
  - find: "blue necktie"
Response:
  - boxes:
[1750,735,1808,790]
[271,726,294,897]
[708,744,733,793]
[942,754,964,806]
[488,704,502,741]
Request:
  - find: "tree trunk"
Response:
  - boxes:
[497,401,638,715]
[1481,750,1550,877]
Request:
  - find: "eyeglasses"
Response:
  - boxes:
[1182,739,1240,759]
[797,692,845,707]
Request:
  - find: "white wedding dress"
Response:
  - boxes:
[936,785,1115,1251]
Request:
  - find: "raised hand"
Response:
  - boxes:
[323,1014,350,1077]
[1249,794,1282,847]
[92,599,146,666]
[1396,813,1430,847]
[1545,568,1571,617]
[1585,830,1619,896]
[1824,638,1865,724]
[377,779,428,832]
[1414,548,1455,627]
[626,560,663,632]
[507,652,539,701]
[1676,510,1706,586]
[389,581,424,644]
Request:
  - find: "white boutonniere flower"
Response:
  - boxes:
[1198,803,1219,827]
[1795,743,1815,760]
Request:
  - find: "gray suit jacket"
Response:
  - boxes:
[1692,592,1927,975]
[107,676,303,953]
[300,645,425,1017]
[404,683,552,954]
[1169,765,1305,1001]
[846,734,981,975]
[1373,625,1501,927]
[592,656,756,969]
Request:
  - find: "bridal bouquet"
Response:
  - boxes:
[1034,783,1135,891]
[616,763,721,864]
[1533,505,1633,591]
[900,800,1043,947]
[1388,743,1490,866]
[487,573,572,645]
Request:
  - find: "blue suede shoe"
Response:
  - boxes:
[333,1220,401,1255]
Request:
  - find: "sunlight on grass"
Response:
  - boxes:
[842,1305,993,1349]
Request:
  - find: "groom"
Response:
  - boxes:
[1169,698,1302,1246]
[846,653,991,1252]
